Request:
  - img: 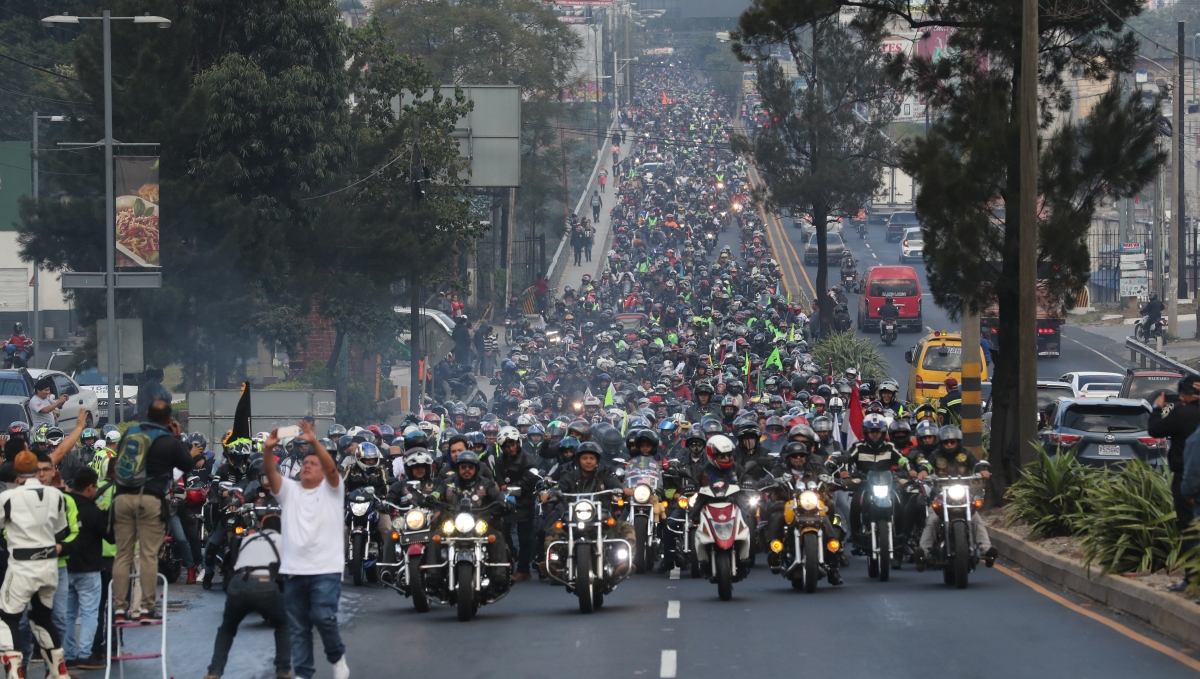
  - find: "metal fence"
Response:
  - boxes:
[510,235,546,300]
[1085,219,1122,305]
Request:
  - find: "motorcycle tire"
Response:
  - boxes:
[952,522,970,589]
[876,521,891,582]
[456,562,475,621]
[802,532,820,593]
[351,534,365,587]
[409,555,430,613]
[593,588,605,610]
[715,550,733,601]
[158,543,181,585]
[576,546,595,614]
[634,515,649,574]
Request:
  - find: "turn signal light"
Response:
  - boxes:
[931,499,943,512]
[432,534,442,543]
[827,540,840,552]
[661,501,669,509]
[234,526,245,536]
[390,531,400,541]
[555,521,564,530]
[486,534,497,543]
[677,498,689,508]
[770,540,784,553]
[616,498,625,507]
[606,517,616,526]
[973,498,984,509]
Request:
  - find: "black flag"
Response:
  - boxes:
[222,381,252,446]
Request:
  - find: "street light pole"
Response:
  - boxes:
[103,9,117,418]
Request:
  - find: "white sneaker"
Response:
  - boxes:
[332,656,350,679]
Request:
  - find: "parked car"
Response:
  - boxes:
[1119,368,1182,402]
[899,228,923,263]
[1059,371,1124,394]
[803,232,845,265]
[885,211,919,242]
[1036,379,1077,411]
[1038,397,1166,467]
[0,368,100,429]
[799,215,843,241]
[72,367,140,425]
[0,395,33,430]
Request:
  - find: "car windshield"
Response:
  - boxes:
[0,403,26,426]
[1062,405,1148,432]
[870,278,919,297]
[1076,374,1120,388]
[1082,383,1121,393]
[0,374,27,397]
[890,212,918,226]
[74,368,139,387]
[1126,375,1178,401]
[1037,386,1074,409]
[921,345,962,372]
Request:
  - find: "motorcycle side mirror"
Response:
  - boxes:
[612,457,627,466]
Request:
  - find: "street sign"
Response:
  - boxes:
[1121,242,1144,253]
[394,85,521,187]
[61,272,162,289]
[96,318,144,374]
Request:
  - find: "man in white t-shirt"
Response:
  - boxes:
[263,422,348,679]
[29,378,68,431]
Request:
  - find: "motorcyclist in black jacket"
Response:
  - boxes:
[1141,291,1164,330]
[202,440,252,589]
[436,452,509,593]
[762,442,845,585]
[914,425,996,570]
[495,430,541,581]
[541,443,635,568]
[842,414,911,543]
[733,421,771,478]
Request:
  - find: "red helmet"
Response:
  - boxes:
[706,434,736,470]
[185,489,206,510]
[366,425,382,438]
[810,395,826,407]
[423,412,440,423]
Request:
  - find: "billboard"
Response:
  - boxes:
[0,142,32,233]
[114,157,160,268]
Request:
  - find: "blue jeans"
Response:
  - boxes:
[52,566,68,642]
[169,515,195,568]
[283,574,344,679]
[64,572,101,661]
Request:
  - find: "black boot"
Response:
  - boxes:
[827,569,843,586]
[202,568,214,590]
[984,546,998,568]
[913,547,926,572]
[653,556,672,574]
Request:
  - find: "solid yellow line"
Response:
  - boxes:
[744,163,816,300]
[995,564,1200,672]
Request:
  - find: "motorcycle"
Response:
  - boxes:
[694,480,752,601]
[345,487,380,586]
[856,220,868,239]
[421,497,511,621]
[840,269,858,293]
[773,474,847,593]
[621,457,663,573]
[545,489,633,613]
[926,472,986,589]
[212,481,250,584]
[1135,315,1165,344]
[380,495,433,613]
[662,467,700,577]
[852,470,896,581]
[880,317,898,346]
[2,339,31,369]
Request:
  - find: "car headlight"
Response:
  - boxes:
[947,485,967,501]
[474,520,488,535]
[574,500,595,521]
[872,485,889,499]
[799,490,820,511]
[404,509,426,530]
[350,502,370,516]
[442,520,456,534]
[454,513,476,534]
[633,485,652,503]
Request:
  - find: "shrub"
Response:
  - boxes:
[1005,444,1094,538]
[1073,461,1180,575]
[809,330,890,383]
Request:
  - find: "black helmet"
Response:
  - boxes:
[455,451,481,468]
[700,418,724,436]
[781,441,809,459]
[328,424,347,439]
[576,441,603,459]
[735,422,761,440]
[337,435,355,454]
[567,420,592,441]
[188,431,208,449]
[914,420,940,440]
[938,425,963,443]
[632,429,661,457]
[594,423,624,458]
[889,419,912,437]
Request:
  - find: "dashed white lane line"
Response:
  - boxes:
[667,600,680,619]
[669,568,680,580]
[661,650,678,678]
[1068,336,1126,370]
[871,253,878,259]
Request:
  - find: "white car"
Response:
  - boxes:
[799,215,843,241]
[1079,383,1122,398]
[1059,371,1124,395]
[899,228,924,263]
[73,367,141,425]
[25,369,100,429]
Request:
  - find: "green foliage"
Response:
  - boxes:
[809,330,889,383]
[1005,445,1095,538]
[0,0,81,142]
[690,36,742,102]
[267,361,334,391]
[731,11,894,336]
[339,380,383,425]
[1073,461,1180,575]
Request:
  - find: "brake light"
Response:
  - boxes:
[1137,437,1168,449]
[933,331,941,337]
[903,239,909,247]
[1037,327,1056,335]
[1048,433,1082,446]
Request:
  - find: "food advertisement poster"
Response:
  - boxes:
[114,156,160,268]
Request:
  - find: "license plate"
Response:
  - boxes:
[98,409,108,417]
[1098,444,1121,456]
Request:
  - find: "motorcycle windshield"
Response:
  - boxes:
[712,518,735,541]
[866,470,893,489]
[625,460,662,490]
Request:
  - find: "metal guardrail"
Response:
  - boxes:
[1125,336,1200,377]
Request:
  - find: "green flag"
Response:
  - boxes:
[605,384,615,407]
[765,347,784,371]
[743,354,751,377]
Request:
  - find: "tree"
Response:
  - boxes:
[0,0,83,142]
[771,0,1163,494]
[731,9,895,336]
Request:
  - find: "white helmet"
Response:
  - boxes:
[105,430,122,444]
[516,413,536,427]
[497,426,522,447]
[347,426,367,440]
[404,449,434,468]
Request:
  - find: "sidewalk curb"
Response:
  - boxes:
[990,524,1200,646]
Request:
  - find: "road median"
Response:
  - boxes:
[990,523,1200,646]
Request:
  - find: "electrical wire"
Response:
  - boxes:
[301,152,410,200]
[0,51,77,81]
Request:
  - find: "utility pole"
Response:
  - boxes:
[1178,22,1188,313]
[1017,0,1038,467]
[409,115,423,415]
[960,310,983,457]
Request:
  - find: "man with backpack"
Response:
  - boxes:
[110,400,203,623]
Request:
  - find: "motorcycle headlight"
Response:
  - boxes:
[574,500,595,522]
[947,485,967,501]
[871,485,889,499]
[474,520,489,535]
[441,520,456,534]
[404,509,426,530]
[747,495,759,507]
[633,484,652,503]
[799,490,820,511]
[350,502,370,516]
[454,513,476,534]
